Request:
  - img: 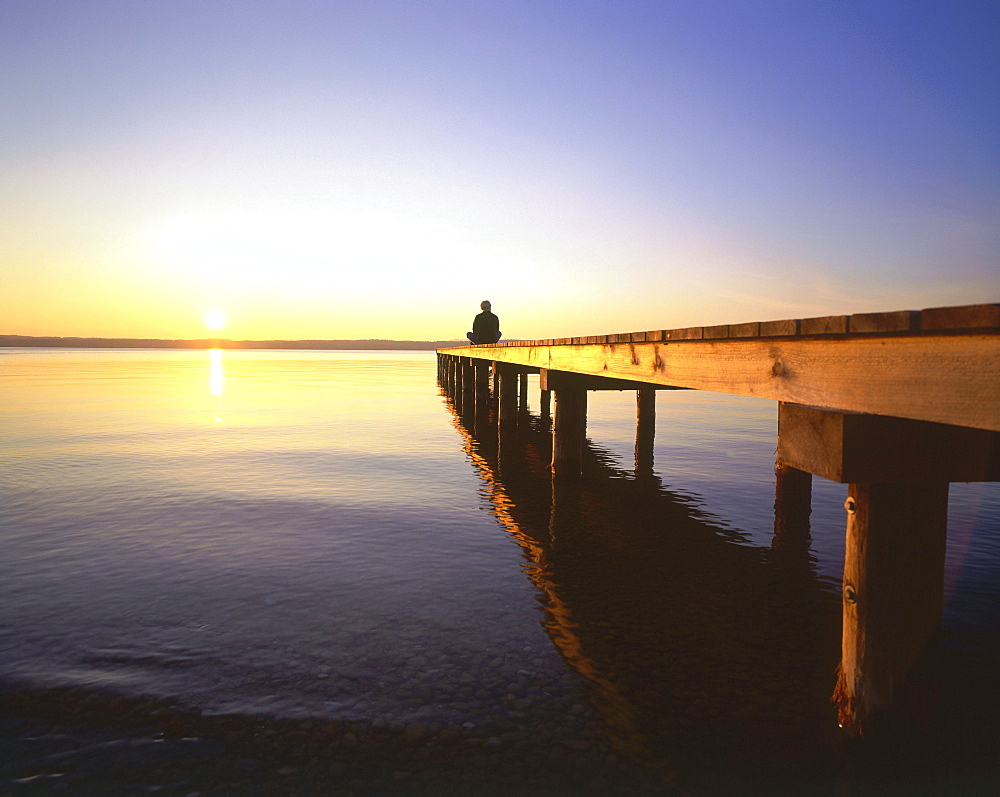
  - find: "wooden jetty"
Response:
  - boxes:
[437,303,1000,736]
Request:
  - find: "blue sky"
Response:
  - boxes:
[2,0,997,340]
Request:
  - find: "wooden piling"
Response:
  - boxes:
[540,389,552,424]
[497,362,518,433]
[461,358,475,414]
[834,481,949,735]
[475,360,491,407]
[492,363,501,404]
[635,388,656,474]
[519,371,529,410]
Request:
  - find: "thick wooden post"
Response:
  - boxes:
[540,389,552,425]
[635,388,656,475]
[497,362,518,434]
[551,388,587,479]
[518,371,529,410]
[492,364,501,405]
[475,360,491,408]
[460,358,475,414]
[473,360,492,433]
[447,357,458,404]
[834,482,948,735]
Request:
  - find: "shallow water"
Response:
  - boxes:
[2,348,998,790]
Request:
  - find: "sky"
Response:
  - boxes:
[2,0,998,342]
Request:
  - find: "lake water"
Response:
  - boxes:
[2,348,998,792]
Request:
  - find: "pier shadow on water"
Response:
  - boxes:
[444,383,1000,795]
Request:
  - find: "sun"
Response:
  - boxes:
[204,310,227,330]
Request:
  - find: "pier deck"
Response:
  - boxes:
[440,303,1000,432]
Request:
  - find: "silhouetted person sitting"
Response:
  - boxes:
[467,300,501,344]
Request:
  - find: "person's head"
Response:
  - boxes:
[480,300,491,311]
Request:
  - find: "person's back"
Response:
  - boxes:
[468,300,501,344]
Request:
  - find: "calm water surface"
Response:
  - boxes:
[2,348,998,789]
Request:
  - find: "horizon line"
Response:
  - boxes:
[0,334,466,351]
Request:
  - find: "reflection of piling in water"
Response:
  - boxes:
[438,304,1000,739]
[438,369,844,781]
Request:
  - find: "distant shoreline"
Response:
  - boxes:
[0,335,462,351]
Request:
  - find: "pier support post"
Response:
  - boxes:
[448,357,460,405]
[496,362,519,435]
[475,360,491,407]
[776,401,1000,735]
[519,371,529,410]
[551,388,587,478]
[460,358,475,414]
[492,364,501,405]
[835,482,948,734]
[540,389,552,426]
[473,360,492,432]
[635,389,656,475]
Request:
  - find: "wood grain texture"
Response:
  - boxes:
[921,303,1000,330]
[663,326,704,340]
[835,482,948,735]
[729,322,760,338]
[800,315,848,335]
[539,369,685,392]
[496,362,519,424]
[760,318,799,337]
[444,305,1000,353]
[778,403,1000,482]
[445,333,1000,431]
[848,310,918,333]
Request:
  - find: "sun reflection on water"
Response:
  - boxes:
[209,348,224,422]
